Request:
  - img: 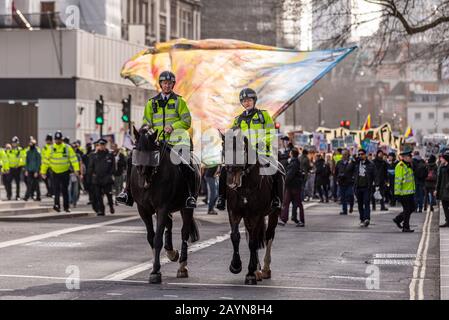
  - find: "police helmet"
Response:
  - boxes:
[46,133,53,141]
[159,71,176,84]
[239,88,257,104]
[11,136,19,144]
[54,131,63,140]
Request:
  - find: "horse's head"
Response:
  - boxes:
[134,125,159,152]
[132,125,161,188]
[222,128,256,190]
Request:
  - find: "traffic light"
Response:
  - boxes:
[275,122,281,133]
[340,120,351,129]
[121,95,131,123]
[95,96,104,125]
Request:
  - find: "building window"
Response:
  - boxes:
[170,0,177,38]
[180,7,193,38]
[429,112,435,120]
[444,112,449,119]
[415,112,421,120]
[160,16,167,42]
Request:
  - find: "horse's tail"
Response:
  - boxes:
[254,216,266,250]
[189,217,200,243]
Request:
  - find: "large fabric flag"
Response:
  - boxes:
[362,114,371,131]
[121,39,356,164]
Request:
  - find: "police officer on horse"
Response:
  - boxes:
[216,88,283,210]
[117,71,197,209]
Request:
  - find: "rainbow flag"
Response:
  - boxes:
[362,114,371,131]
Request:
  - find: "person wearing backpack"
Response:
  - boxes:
[412,151,428,213]
[424,155,438,212]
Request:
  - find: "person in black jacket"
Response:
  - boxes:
[335,150,355,215]
[279,148,305,227]
[315,154,331,202]
[372,150,388,211]
[354,149,376,227]
[88,139,116,216]
[111,143,127,204]
[437,152,449,227]
[413,151,428,213]
[386,152,398,206]
[424,155,438,212]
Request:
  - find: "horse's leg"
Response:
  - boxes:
[177,208,194,278]
[164,215,179,262]
[262,210,278,279]
[244,217,264,285]
[229,211,242,274]
[137,204,155,249]
[149,211,168,284]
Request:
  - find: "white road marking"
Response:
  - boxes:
[102,232,233,281]
[418,208,433,300]
[24,241,83,248]
[329,276,367,281]
[0,216,140,249]
[167,282,405,294]
[409,206,433,300]
[106,293,122,296]
[0,289,14,291]
[373,259,415,266]
[220,297,234,300]
[374,254,416,259]
[107,230,147,234]
[163,295,179,298]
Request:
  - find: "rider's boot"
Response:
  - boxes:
[271,169,284,209]
[116,151,134,207]
[216,167,227,210]
[180,163,198,209]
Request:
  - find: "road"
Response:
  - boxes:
[0,197,440,300]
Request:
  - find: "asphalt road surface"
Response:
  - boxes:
[0,197,440,300]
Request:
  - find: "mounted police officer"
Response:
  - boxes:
[117,70,198,209]
[216,88,284,210]
[41,131,80,213]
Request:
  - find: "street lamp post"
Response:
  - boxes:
[379,109,384,126]
[318,95,324,128]
[356,103,362,128]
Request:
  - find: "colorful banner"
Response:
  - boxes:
[121,39,356,163]
[316,123,404,151]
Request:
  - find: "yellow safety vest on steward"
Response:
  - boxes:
[394,160,415,196]
[231,108,275,156]
[142,93,192,146]
[40,143,80,174]
[0,148,10,173]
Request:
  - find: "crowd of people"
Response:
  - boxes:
[0,133,129,216]
[273,136,449,232]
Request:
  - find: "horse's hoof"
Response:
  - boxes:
[149,273,162,284]
[229,263,242,274]
[167,250,179,262]
[177,269,189,278]
[255,271,263,281]
[245,275,257,285]
[262,270,271,279]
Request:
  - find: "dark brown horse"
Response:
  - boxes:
[131,126,200,284]
[223,129,283,285]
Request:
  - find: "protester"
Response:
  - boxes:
[424,155,438,212]
[315,153,331,202]
[354,149,375,227]
[24,138,41,201]
[437,152,449,227]
[412,151,428,213]
[335,149,355,215]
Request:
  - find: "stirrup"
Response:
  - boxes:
[185,196,197,209]
[216,196,226,210]
[117,191,134,207]
[271,197,281,209]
